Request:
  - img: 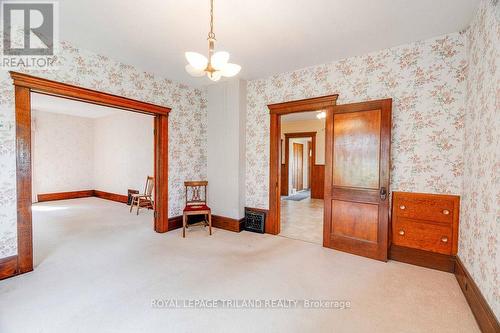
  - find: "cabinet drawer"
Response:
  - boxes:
[392,218,452,255]
[394,196,454,224]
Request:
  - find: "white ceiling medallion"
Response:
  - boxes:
[184,0,241,82]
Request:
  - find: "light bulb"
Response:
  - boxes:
[185,65,205,77]
[220,63,241,77]
[185,52,208,70]
[316,111,326,119]
[211,51,230,70]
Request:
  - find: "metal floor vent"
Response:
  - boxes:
[244,208,266,233]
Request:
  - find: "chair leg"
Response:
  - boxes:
[208,212,212,236]
[136,198,141,215]
[130,197,134,213]
[182,214,186,238]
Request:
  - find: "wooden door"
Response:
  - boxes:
[323,99,391,261]
[292,143,304,191]
[307,141,312,189]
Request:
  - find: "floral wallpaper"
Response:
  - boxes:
[33,110,95,195]
[460,0,499,319]
[0,41,207,258]
[245,32,467,209]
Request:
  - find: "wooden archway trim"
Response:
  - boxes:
[267,94,338,235]
[268,95,338,115]
[10,71,171,277]
[10,72,170,115]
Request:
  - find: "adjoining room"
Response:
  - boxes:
[30,93,155,267]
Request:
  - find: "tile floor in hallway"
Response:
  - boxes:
[280,195,324,244]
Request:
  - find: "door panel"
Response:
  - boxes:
[292,143,303,191]
[324,99,391,261]
[331,200,379,243]
[307,141,312,189]
[333,110,380,189]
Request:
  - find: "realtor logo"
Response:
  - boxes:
[1,1,58,69]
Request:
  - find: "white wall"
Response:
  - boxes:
[93,112,154,195]
[207,79,247,219]
[32,111,94,196]
[32,110,153,200]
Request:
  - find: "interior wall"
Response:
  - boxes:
[207,80,247,219]
[281,119,325,164]
[32,110,94,196]
[93,112,154,195]
[460,0,499,319]
[245,31,466,210]
[0,41,207,259]
[32,109,154,199]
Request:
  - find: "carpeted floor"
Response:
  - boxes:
[0,198,479,332]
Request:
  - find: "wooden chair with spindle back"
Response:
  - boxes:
[182,181,212,238]
[130,176,154,215]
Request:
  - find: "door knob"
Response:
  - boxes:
[380,187,387,200]
[399,230,405,236]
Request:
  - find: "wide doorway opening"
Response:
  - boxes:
[30,93,155,266]
[11,72,170,276]
[279,112,326,244]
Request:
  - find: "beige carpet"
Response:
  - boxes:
[0,198,479,332]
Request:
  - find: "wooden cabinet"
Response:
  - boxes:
[392,192,460,256]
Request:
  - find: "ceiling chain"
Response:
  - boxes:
[208,0,216,40]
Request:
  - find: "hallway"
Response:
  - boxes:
[280,197,324,244]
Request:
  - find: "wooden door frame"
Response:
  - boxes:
[10,71,171,276]
[267,95,338,235]
[283,132,316,195]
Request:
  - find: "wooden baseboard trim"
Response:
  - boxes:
[389,245,456,273]
[168,215,183,230]
[0,255,19,280]
[167,214,244,233]
[37,190,94,202]
[455,257,499,333]
[93,190,128,203]
[212,215,244,232]
[37,190,129,204]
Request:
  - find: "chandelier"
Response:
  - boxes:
[185,0,241,81]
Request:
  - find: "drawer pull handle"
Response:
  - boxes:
[399,205,406,210]
[442,209,450,215]
[398,230,405,236]
[441,237,448,243]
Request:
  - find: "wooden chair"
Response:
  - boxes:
[130,176,154,215]
[182,181,211,238]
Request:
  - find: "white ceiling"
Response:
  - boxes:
[58,0,480,87]
[31,93,121,118]
[282,111,325,122]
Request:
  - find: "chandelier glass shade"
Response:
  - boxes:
[185,0,241,82]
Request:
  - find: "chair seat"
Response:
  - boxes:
[183,204,210,212]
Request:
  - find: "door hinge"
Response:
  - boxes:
[154,211,158,218]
